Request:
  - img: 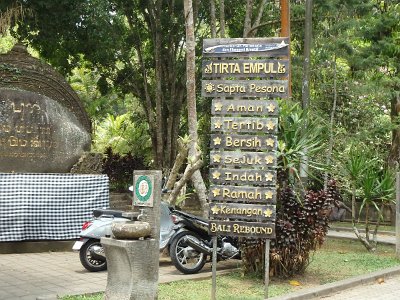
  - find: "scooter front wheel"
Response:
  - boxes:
[170,231,207,274]
[79,239,107,272]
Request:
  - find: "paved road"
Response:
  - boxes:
[319,274,400,300]
[0,230,397,300]
[0,252,238,300]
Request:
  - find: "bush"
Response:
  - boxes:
[102,148,147,192]
[241,180,340,278]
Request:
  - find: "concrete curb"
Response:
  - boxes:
[326,231,395,245]
[331,227,395,236]
[269,265,400,300]
[162,268,238,284]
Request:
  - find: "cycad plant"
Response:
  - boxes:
[339,144,372,223]
[339,144,395,251]
[241,102,334,278]
[268,181,338,277]
[358,168,395,251]
[277,101,327,189]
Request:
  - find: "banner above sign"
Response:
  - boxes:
[203,37,289,58]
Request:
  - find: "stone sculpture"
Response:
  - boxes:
[0,44,91,173]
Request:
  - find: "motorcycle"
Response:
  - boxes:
[72,201,176,272]
[169,209,240,274]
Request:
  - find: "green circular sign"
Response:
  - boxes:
[135,175,153,203]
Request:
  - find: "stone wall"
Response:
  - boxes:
[109,192,132,211]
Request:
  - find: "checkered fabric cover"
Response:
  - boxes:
[0,173,109,241]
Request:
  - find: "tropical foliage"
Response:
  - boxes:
[1,0,399,273]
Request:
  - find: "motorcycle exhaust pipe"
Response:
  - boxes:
[184,236,213,255]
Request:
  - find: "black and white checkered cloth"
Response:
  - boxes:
[0,173,109,241]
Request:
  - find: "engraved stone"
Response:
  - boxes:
[0,44,91,172]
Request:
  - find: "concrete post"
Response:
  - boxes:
[102,238,159,300]
[102,170,162,300]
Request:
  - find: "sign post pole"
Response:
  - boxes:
[396,172,400,258]
[264,239,271,299]
[211,236,218,300]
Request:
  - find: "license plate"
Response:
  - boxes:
[72,241,84,251]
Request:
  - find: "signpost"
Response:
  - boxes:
[202,37,290,300]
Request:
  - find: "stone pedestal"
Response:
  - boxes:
[102,237,159,300]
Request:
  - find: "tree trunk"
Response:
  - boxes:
[247,0,268,37]
[126,12,159,165]
[126,1,186,170]
[220,0,226,37]
[388,92,400,168]
[0,3,31,35]
[184,0,208,216]
[324,55,338,189]
[166,138,189,191]
[151,1,164,169]
[210,0,217,38]
[300,0,313,185]
[351,185,356,221]
[243,0,253,37]
[350,187,375,251]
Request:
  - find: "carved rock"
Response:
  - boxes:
[0,44,91,172]
[111,221,151,239]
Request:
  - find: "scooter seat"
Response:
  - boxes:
[93,209,125,218]
[175,210,208,224]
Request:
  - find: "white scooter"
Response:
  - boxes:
[72,202,176,272]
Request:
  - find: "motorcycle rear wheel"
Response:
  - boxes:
[79,239,107,272]
[170,231,207,274]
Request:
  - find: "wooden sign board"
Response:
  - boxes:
[211,117,278,134]
[211,134,277,151]
[209,220,276,238]
[209,151,276,168]
[209,185,276,203]
[202,80,288,98]
[209,203,276,221]
[202,59,289,78]
[212,99,279,116]
[210,168,276,186]
[203,37,289,58]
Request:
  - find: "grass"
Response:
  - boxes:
[61,238,400,300]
